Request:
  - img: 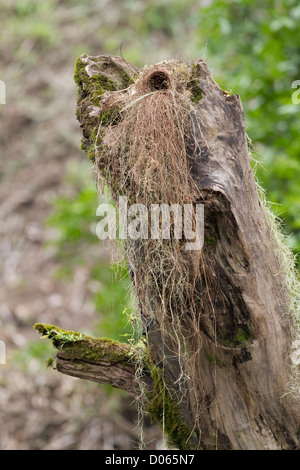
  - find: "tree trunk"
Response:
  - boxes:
[37,55,300,450]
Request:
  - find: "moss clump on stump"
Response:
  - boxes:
[146,363,196,450]
[73,54,137,164]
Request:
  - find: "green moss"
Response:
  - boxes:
[146,363,196,450]
[92,74,116,90]
[89,74,116,104]
[46,356,54,368]
[34,323,131,365]
[35,323,198,449]
[73,56,85,88]
[74,56,125,165]
[189,82,202,103]
[187,63,202,104]
[74,56,130,107]
[74,58,107,108]
[86,127,99,162]
[121,70,136,85]
[100,109,120,126]
[235,327,249,344]
[204,234,218,247]
[34,323,84,344]
[207,354,224,367]
[219,336,236,348]
[219,325,252,348]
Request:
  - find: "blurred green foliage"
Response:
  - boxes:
[47,187,97,257]
[11,340,53,369]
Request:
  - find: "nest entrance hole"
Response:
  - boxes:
[148,71,170,91]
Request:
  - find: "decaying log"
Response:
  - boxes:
[36,55,300,450]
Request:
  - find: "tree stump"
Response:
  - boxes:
[36,55,300,450]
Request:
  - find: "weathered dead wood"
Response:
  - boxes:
[54,351,151,398]
[36,55,300,450]
[34,323,152,398]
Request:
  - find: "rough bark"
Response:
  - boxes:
[40,55,300,450]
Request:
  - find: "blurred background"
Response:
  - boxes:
[0,0,299,450]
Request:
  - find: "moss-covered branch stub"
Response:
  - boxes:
[34,323,132,365]
[34,323,155,398]
[34,323,196,449]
